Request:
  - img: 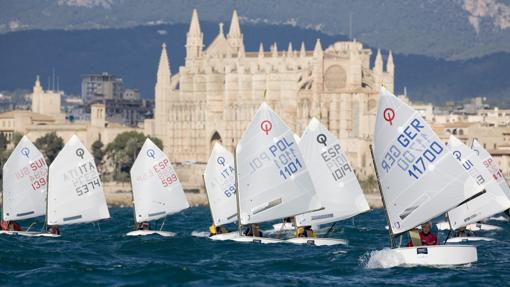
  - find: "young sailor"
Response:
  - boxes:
[1,220,22,231]
[406,222,437,247]
[136,222,150,231]
[243,224,263,237]
[47,225,60,235]
[209,224,229,237]
[296,226,316,238]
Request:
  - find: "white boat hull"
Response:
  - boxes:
[391,245,477,266]
[0,230,60,237]
[231,236,286,244]
[446,236,494,243]
[209,232,240,241]
[126,230,176,237]
[436,221,502,231]
[272,222,295,231]
[286,237,348,246]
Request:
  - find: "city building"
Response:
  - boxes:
[81,72,124,102]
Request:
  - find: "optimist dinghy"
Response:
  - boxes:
[287,118,369,246]
[233,102,322,244]
[370,88,482,267]
[442,135,510,242]
[1,136,51,237]
[127,138,189,237]
[203,143,240,241]
[46,135,110,235]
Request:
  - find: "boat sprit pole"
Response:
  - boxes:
[370,145,395,248]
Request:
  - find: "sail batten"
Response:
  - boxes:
[2,136,48,221]
[236,102,321,225]
[130,138,189,223]
[295,118,369,227]
[373,88,483,235]
[47,135,110,226]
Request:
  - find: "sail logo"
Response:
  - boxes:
[383,108,395,126]
[217,156,226,166]
[316,134,327,146]
[20,147,30,158]
[75,148,85,159]
[260,120,272,135]
[146,149,156,159]
[452,150,485,185]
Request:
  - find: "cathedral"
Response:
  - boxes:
[146,9,394,181]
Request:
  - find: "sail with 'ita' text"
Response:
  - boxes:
[236,102,322,225]
[446,135,510,230]
[373,88,483,235]
[130,138,189,223]
[47,135,110,226]
[295,118,370,227]
[203,143,238,226]
[2,136,48,221]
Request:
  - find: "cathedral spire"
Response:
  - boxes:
[374,49,383,74]
[157,43,171,84]
[188,9,201,37]
[228,10,241,38]
[272,42,278,57]
[227,10,244,56]
[386,50,394,75]
[287,42,293,57]
[300,42,306,57]
[258,42,264,58]
[186,9,203,60]
[313,39,322,57]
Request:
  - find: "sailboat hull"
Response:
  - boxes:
[272,222,295,231]
[286,237,347,246]
[436,221,502,231]
[390,245,477,266]
[209,232,240,241]
[126,230,176,237]
[446,236,494,243]
[231,236,286,244]
[0,230,60,237]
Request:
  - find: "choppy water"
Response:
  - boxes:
[1,207,509,286]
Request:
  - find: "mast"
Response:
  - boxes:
[369,145,395,248]
[202,174,216,227]
[130,180,137,230]
[234,145,242,236]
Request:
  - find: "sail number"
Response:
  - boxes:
[321,143,353,181]
[76,179,101,196]
[482,158,504,181]
[381,118,445,180]
[248,137,303,180]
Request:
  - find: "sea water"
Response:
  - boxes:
[1,208,509,286]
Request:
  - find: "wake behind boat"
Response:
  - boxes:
[127,138,189,237]
[370,87,481,267]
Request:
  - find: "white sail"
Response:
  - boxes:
[47,135,110,226]
[130,138,189,223]
[2,136,48,221]
[373,88,483,235]
[203,143,237,226]
[295,118,370,227]
[236,102,321,225]
[472,139,510,199]
[446,135,510,229]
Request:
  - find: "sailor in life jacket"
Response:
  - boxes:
[209,224,228,237]
[406,221,438,247]
[243,224,263,237]
[296,226,316,238]
[0,220,22,231]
